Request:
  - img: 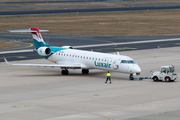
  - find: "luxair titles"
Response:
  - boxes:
[94,61,111,68]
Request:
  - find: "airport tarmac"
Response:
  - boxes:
[0,46,180,120]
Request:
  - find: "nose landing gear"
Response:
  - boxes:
[129,74,134,80]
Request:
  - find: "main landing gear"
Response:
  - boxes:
[61,69,89,75]
[61,69,69,75]
[129,74,134,80]
[82,69,89,74]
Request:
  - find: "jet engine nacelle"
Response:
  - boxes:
[61,46,73,49]
[37,47,51,56]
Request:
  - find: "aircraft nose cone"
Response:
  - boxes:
[129,64,141,74]
[133,64,141,74]
[136,65,141,73]
[136,66,141,72]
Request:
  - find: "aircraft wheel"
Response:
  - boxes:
[61,70,65,75]
[65,69,69,75]
[61,69,69,75]
[86,69,89,74]
[82,69,89,74]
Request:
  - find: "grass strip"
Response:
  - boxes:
[1,10,180,36]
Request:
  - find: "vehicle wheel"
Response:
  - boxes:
[165,77,171,82]
[153,76,159,82]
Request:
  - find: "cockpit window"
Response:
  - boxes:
[121,60,136,64]
[121,60,126,63]
[127,60,134,64]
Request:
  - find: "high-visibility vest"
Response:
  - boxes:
[107,73,111,77]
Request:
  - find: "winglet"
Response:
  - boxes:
[3,56,11,65]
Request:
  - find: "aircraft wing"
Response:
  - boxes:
[3,56,81,68]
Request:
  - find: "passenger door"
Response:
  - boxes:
[113,59,120,70]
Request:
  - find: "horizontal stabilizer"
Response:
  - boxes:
[7,29,49,33]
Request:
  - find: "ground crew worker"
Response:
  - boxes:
[105,71,111,84]
[166,69,169,74]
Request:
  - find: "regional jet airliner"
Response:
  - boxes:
[3,28,141,80]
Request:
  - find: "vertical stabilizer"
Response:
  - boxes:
[7,27,49,49]
[30,27,49,49]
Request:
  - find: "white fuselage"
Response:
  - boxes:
[47,48,141,74]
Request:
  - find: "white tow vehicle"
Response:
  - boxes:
[150,65,177,82]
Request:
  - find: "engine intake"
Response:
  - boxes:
[37,47,51,56]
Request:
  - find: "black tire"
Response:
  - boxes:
[82,69,89,74]
[65,70,69,75]
[153,76,159,82]
[86,69,89,74]
[61,70,69,75]
[82,69,86,74]
[61,70,66,75]
[165,77,171,82]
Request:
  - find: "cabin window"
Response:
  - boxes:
[86,57,88,59]
[81,56,82,58]
[89,57,91,60]
[102,59,103,61]
[69,55,71,57]
[61,54,63,56]
[92,58,94,60]
[95,58,97,60]
[64,54,66,56]
[72,55,74,57]
[67,54,68,56]
[78,56,79,58]
[98,58,100,61]
[83,56,85,59]
[105,59,106,62]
